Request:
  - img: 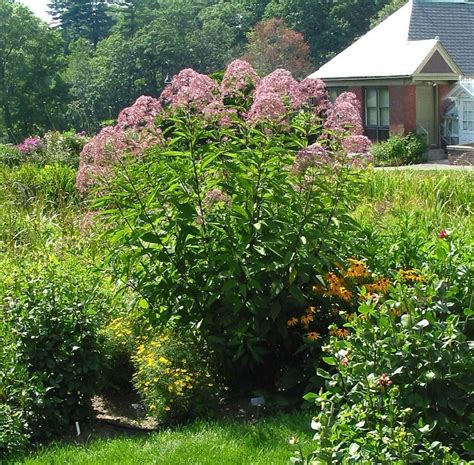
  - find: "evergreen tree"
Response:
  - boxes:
[48,0,114,46]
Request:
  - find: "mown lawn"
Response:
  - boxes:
[23,413,312,465]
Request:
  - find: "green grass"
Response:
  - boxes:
[22,413,312,465]
[356,170,474,237]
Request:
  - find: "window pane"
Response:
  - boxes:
[380,108,390,127]
[367,108,378,126]
[379,89,389,108]
[329,89,338,102]
[366,89,377,107]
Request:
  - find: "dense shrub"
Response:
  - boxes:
[2,256,109,444]
[0,163,78,210]
[2,131,88,168]
[132,331,220,424]
[92,63,372,394]
[292,239,474,463]
[370,132,426,166]
[0,144,22,167]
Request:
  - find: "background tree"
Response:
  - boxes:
[264,0,390,66]
[370,0,407,28]
[0,0,67,141]
[243,18,312,78]
[48,0,114,46]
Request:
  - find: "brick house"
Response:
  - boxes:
[309,0,474,148]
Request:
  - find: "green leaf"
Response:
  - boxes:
[414,319,429,330]
[316,368,331,379]
[322,356,337,366]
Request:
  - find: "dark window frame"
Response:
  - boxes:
[328,87,348,103]
[364,87,390,141]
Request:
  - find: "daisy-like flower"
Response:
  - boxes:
[300,314,314,327]
[287,317,299,327]
[305,332,321,341]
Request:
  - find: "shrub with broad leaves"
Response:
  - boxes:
[88,62,372,395]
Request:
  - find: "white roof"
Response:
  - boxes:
[309,1,439,80]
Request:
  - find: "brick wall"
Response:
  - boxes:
[389,85,416,135]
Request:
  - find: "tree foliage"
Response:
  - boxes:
[243,18,312,79]
[0,0,67,141]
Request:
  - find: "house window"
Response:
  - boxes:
[462,101,474,132]
[328,87,348,102]
[365,87,390,141]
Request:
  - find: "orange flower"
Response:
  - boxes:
[399,269,425,283]
[305,332,321,341]
[287,317,299,327]
[300,314,314,327]
[344,259,369,279]
[338,287,352,302]
[330,328,350,339]
[307,306,317,314]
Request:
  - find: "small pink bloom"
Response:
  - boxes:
[439,229,449,239]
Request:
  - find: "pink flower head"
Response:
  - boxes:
[253,69,305,109]
[247,91,288,124]
[293,144,331,173]
[439,229,450,239]
[379,373,393,390]
[17,136,43,154]
[325,92,363,135]
[221,60,260,99]
[342,135,371,155]
[203,189,232,210]
[203,100,237,127]
[160,69,219,112]
[116,96,162,130]
[299,78,330,115]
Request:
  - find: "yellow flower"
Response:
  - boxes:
[305,332,321,341]
[158,356,171,365]
[287,317,299,327]
[164,406,171,411]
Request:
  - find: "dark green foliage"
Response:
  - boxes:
[370,132,427,166]
[264,0,390,67]
[292,232,474,463]
[0,145,22,167]
[1,256,108,445]
[97,110,363,394]
[0,0,68,142]
[48,0,114,46]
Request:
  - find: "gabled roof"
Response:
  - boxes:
[309,0,467,81]
[409,1,474,75]
[446,79,474,100]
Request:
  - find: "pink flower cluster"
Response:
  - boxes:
[17,136,43,154]
[77,96,163,193]
[160,69,219,111]
[203,188,232,209]
[202,101,237,127]
[299,78,330,115]
[116,96,162,130]
[247,69,330,123]
[325,92,363,135]
[293,143,331,173]
[342,135,371,155]
[221,59,260,99]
